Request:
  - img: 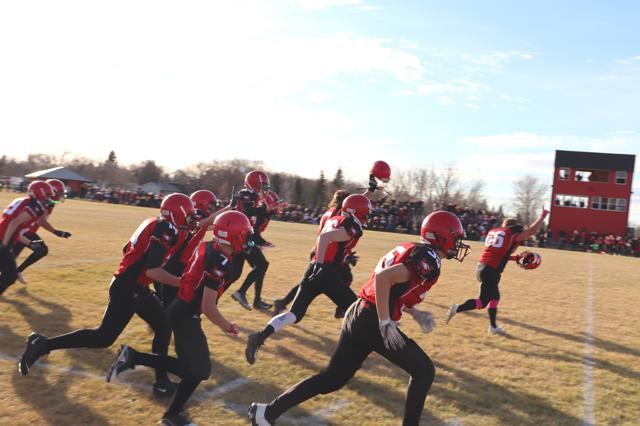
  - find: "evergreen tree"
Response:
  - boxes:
[332,168,345,190]
[271,173,283,194]
[313,170,327,207]
[293,178,304,205]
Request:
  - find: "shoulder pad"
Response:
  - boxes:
[408,244,441,281]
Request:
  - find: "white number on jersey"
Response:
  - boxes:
[375,245,408,273]
[485,230,505,248]
[3,198,24,216]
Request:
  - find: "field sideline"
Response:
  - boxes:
[0,193,638,425]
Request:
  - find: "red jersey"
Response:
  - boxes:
[178,241,237,311]
[359,242,441,321]
[24,204,55,237]
[319,208,339,230]
[479,225,523,272]
[0,197,47,243]
[313,215,362,265]
[115,217,179,286]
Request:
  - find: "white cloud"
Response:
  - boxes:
[465,50,534,70]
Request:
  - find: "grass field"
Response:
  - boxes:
[1,193,639,425]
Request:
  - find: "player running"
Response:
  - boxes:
[12,179,72,284]
[18,193,196,396]
[245,194,371,365]
[0,181,54,296]
[443,208,548,335]
[249,211,469,426]
[105,211,251,426]
[231,171,277,311]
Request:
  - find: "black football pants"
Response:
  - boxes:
[265,299,435,425]
[289,262,357,323]
[280,263,352,306]
[45,276,171,380]
[129,299,211,416]
[13,233,49,273]
[237,246,269,302]
[153,258,185,309]
[0,250,18,296]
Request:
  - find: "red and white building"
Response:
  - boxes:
[549,150,635,239]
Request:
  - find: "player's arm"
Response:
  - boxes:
[201,286,238,336]
[374,263,412,321]
[1,211,32,247]
[515,208,549,242]
[198,204,233,229]
[145,240,181,287]
[315,228,351,264]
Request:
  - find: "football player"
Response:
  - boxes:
[12,179,72,283]
[153,189,231,309]
[231,171,275,311]
[443,208,548,334]
[249,211,469,426]
[105,211,250,426]
[18,193,196,397]
[0,181,54,296]
[245,194,371,365]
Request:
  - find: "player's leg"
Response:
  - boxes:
[17,233,48,273]
[19,277,136,374]
[251,300,370,424]
[273,283,298,315]
[334,264,353,318]
[246,263,320,364]
[444,264,491,324]
[135,288,175,393]
[231,254,253,310]
[239,246,271,309]
[0,249,18,295]
[323,270,357,316]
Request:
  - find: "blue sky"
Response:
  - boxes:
[1,0,638,223]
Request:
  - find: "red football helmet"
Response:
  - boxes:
[212,211,252,254]
[45,179,66,201]
[28,181,54,203]
[341,194,372,225]
[370,160,391,182]
[190,190,217,216]
[244,170,270,193]
[517,251,542,270]
[420,211,470,262]
[262,190,285,212]
[160,193,196,229]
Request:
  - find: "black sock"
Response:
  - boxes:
[488,308,497,328]
[260,324,275,340]
[457,299,478,312]
[166,378,200,415]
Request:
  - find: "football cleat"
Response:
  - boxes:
[443,304,458,325]
[248,403,273,426]
[160,412,196,426]
[245,332,265,365]
[106,345,134,382]
[488,325,507,335]
[232,291,252,311]
[153,376,178,398]
[253,300,273,311]
[18,332,48,375]
[272,299,287,316]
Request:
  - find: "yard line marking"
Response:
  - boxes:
[0,352,247,399]
[583,256,596,426]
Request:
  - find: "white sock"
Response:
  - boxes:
[268,312,297,333]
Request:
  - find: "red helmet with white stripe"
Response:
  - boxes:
[190,190,217,216]
[160,193,196,229]
[517,251,542,270]
[28,181,54,203]
[212,211,252,254]
[244,170,270,194]
[420,211,469,261]
[262,190,285,212]
[370,160,391,182]
[341,194,371,225]
[45,179,66,201]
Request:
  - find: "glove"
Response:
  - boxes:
[368,174,378,192]
[308,262,325,282]
[53,230,72,238]
[262,241,275,249]
[406,308,437,334]
[379,318,406,350]
[345,252,359,266]
[225,322,240,337]
[541,207,549,219]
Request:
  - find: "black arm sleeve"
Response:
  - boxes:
[146,241,168,269]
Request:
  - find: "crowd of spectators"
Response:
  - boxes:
[83,187,164,208]
[545,228,640,256]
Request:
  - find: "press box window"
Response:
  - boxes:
[616,171,627,185]
[559,168,570,180]
[575,169,608,183]
[554,194,588,208]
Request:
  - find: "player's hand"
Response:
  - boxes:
[368,174,378,192]
[407,308,437,333]
[308,262,325,282]
[345,252,359,266]
[225,322,240,337]
[262,241,275,249]
[379,318,406,350]
[53,229,72,238]
[541,207,549,219]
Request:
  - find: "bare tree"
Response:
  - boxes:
[433,165,459,207]
[513,175,547,224]
[465,180,486,210]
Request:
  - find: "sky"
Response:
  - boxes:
[1,1,639,222]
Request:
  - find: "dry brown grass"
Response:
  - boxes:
[0,192,638,425]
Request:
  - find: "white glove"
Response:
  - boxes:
[379,318,406,351]
[406,308,437,333]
